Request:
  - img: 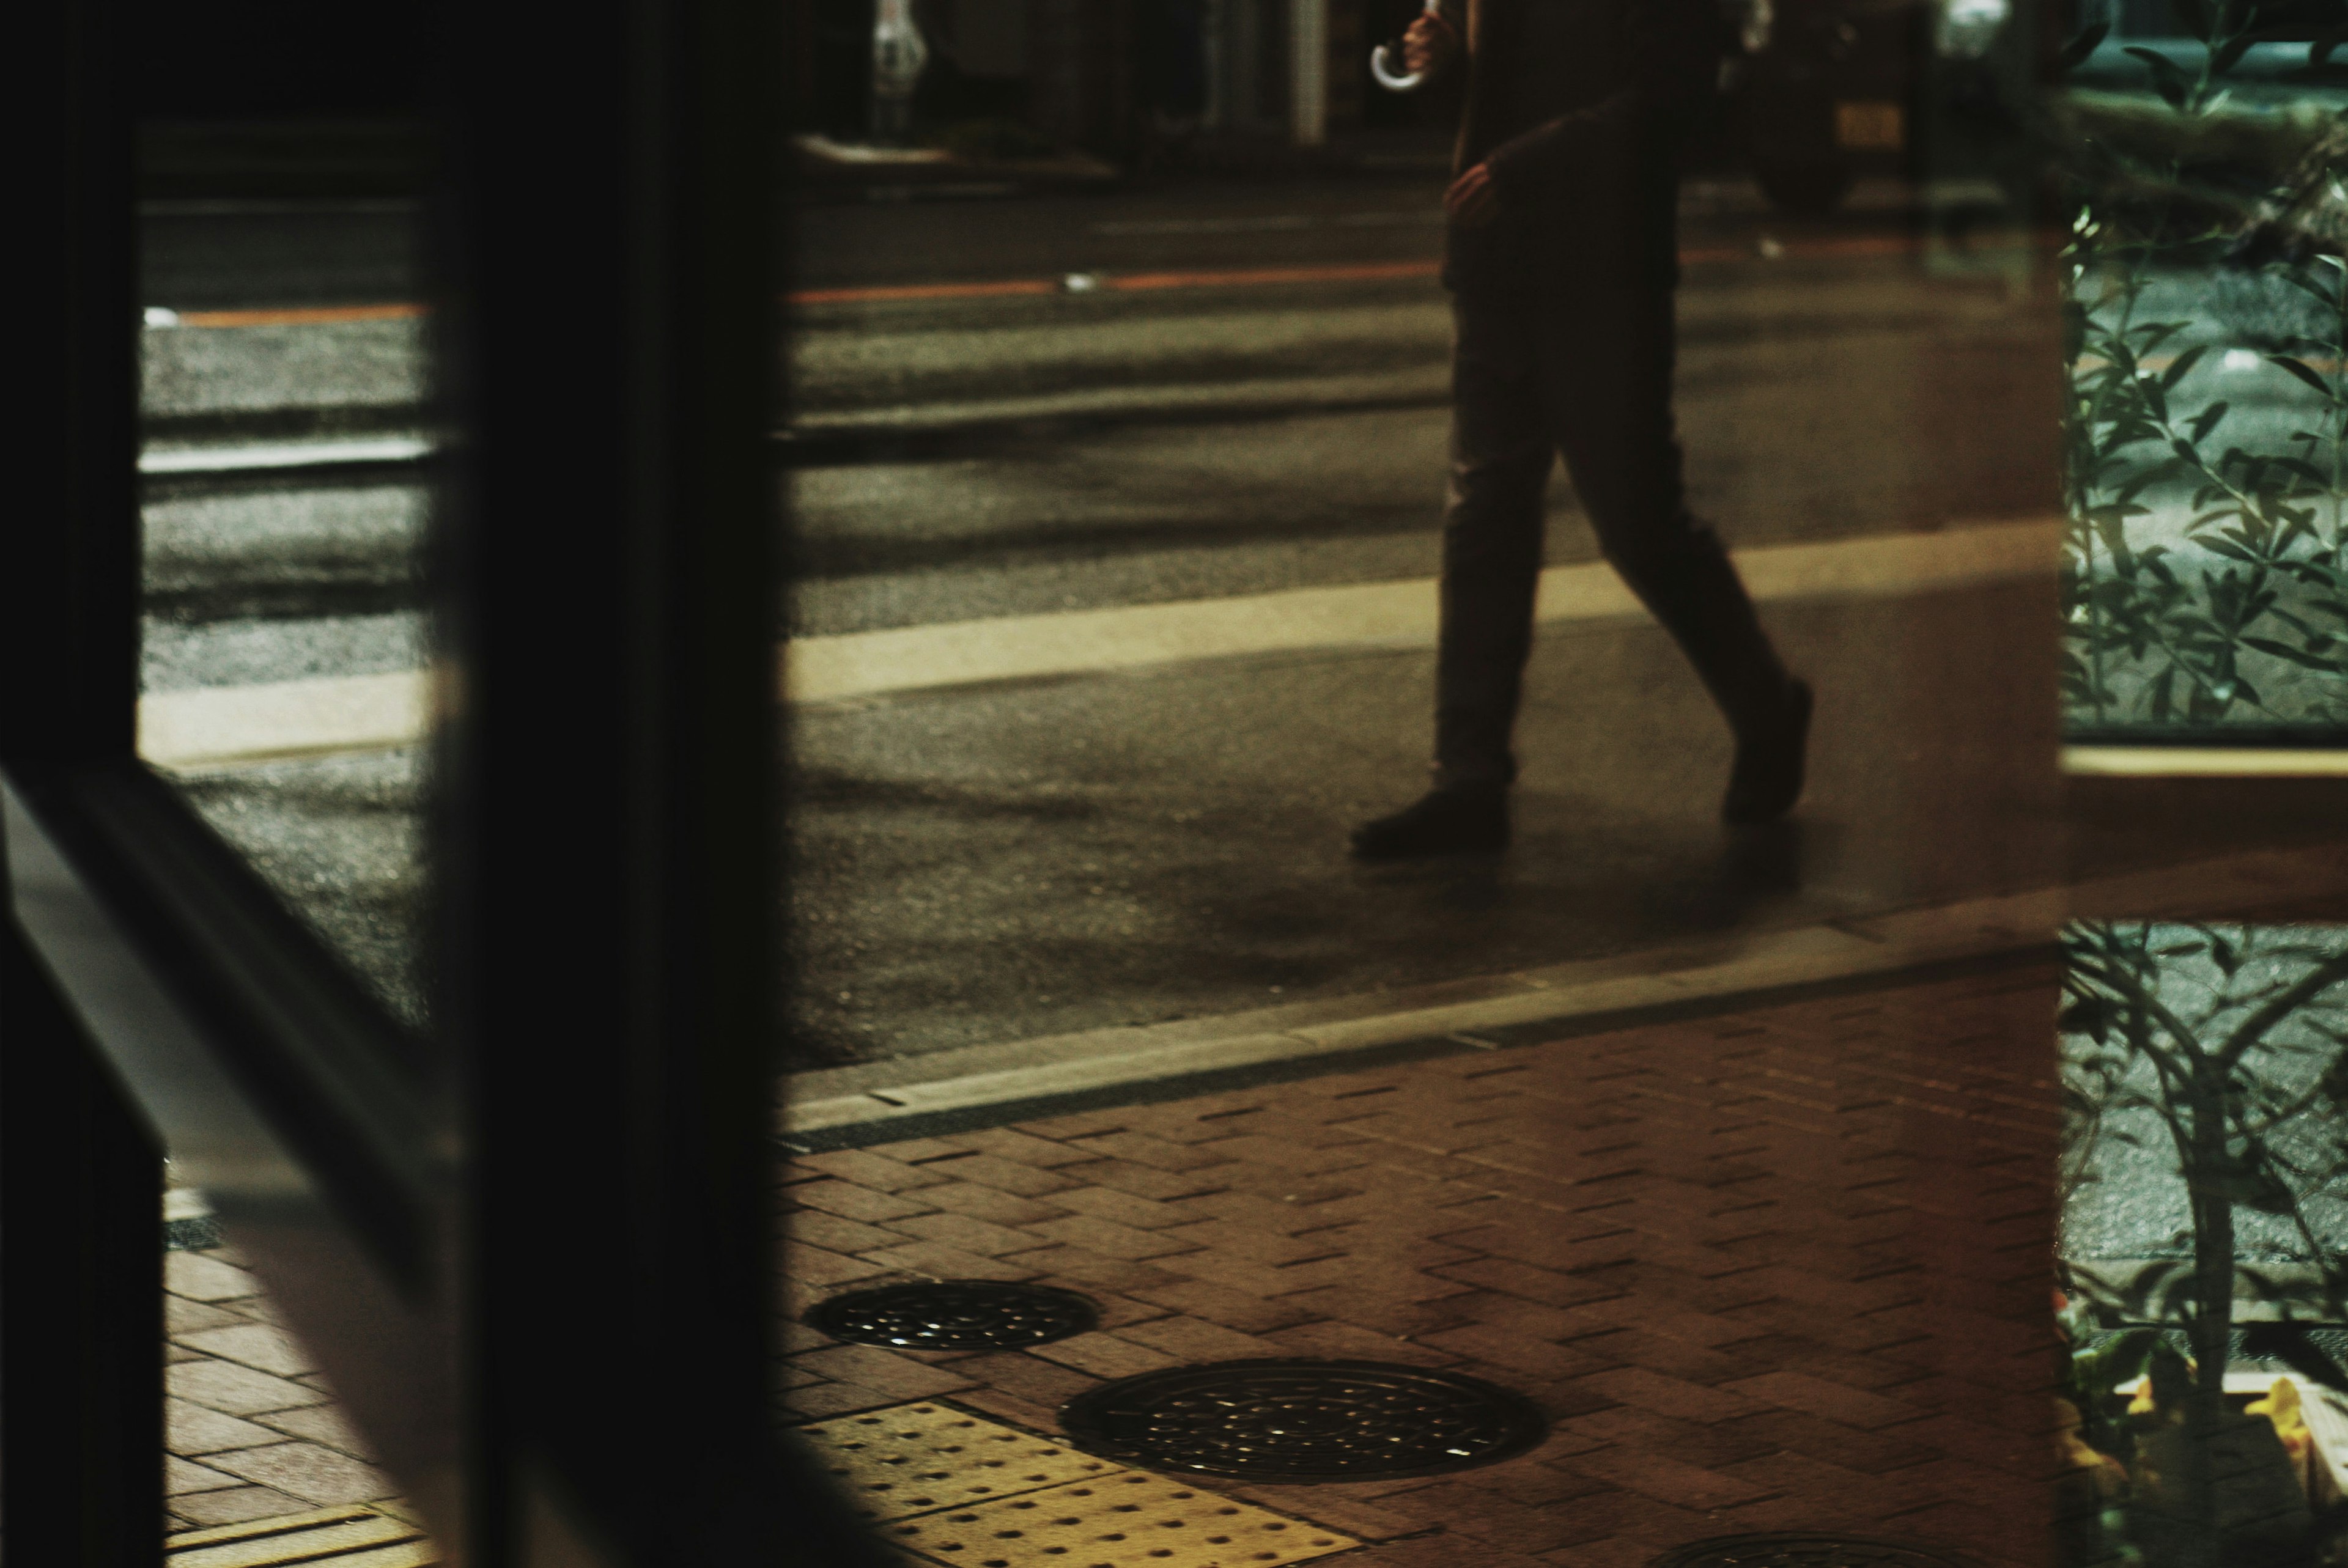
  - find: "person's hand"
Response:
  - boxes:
[1402,12,1457,75]
[1445,161,1499,228]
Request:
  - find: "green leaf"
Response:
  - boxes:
[2188,400,2230,443]
[2132,45,2198,107]
[2160,344,2210,392]
[2243,636,2347,671]
[2061,997,2116,1043]
[2268,354,2336,397]
[2061,21,2110,70]
[2213,33,2256,75]
[2275,266,2343,311]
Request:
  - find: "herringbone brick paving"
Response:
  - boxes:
[780,965,2067,1566]
[160,1246,402,1531]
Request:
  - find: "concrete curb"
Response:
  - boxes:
[777,843,2348,1150]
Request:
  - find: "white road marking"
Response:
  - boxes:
[141,670,434,771]
[2062,746,2348,775]
[781,517,2061,704]
[139,436,435,475]
[141,518,2058,770]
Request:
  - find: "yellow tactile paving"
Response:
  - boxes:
[165,1504,436,1567]
[797,1401,1124,1522]
[873,1470,1358,1568]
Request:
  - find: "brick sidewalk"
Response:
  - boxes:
[780,962,2067,1567]
[161,1246,403,1531]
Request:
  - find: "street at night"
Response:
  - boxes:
[29,1,2348,1559]
[132,171,2346,1078]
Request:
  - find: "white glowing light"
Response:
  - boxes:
[1936,0,2010,59]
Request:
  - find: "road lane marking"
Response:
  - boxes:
[789,278,1063,306]
[1099,259,1440,292]
[138,518,2057,770]
[781,517,2060,704]
[150,229,2007,326]
[160,303,428,329]
[140,436,435,474]
[141,670,432,771]
[2062,746,2348,776]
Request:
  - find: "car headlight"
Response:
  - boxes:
[1936,0,2009,59]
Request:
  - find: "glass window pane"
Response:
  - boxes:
[776,12,2348,1568]
[136,166,435,1036]
[2058,920,2348,1564]
[2061,10,2348,765]
[129,43,451,1550]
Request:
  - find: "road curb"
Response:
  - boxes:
[777,843,2348,1152]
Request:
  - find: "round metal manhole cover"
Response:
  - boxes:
[1057,1358,1548,1482]
[1649,1534,1979,1567]
[805,1280,1099,1351]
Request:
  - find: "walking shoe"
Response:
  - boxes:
[1722,678,1812,826]
[1349,787,1509,860]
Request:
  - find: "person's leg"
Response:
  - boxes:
[1433,292,1556,790]
[1353,290,1552,857]
[1537,285,1810,823]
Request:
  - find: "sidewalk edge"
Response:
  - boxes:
[777,842,2348,1154]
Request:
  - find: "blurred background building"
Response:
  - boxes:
[785,0,1402,163]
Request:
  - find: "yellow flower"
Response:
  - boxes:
[2247,1377,2311,1462]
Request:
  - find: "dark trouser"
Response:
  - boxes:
[1434,284,1789,790]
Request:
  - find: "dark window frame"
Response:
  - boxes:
[0,1,876,1560]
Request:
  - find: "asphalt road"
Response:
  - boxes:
[143,175,2339,1070]
[139,178,2061,668]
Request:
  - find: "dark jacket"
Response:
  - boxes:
[1438,0,1722,295]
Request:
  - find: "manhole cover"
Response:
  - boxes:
[1057,1358,1547,1482]
[1649,1534,1978,1567]
[805,1281,1099,1351]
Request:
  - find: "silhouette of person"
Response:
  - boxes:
[1351,0,1811,859]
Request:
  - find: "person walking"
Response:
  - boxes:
[1350,0,1812,860]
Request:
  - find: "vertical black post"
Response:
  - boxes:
[440,0,862,1559]
[4,0,141,760]
[0,927,164,1567]
[1,0,162,1557]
